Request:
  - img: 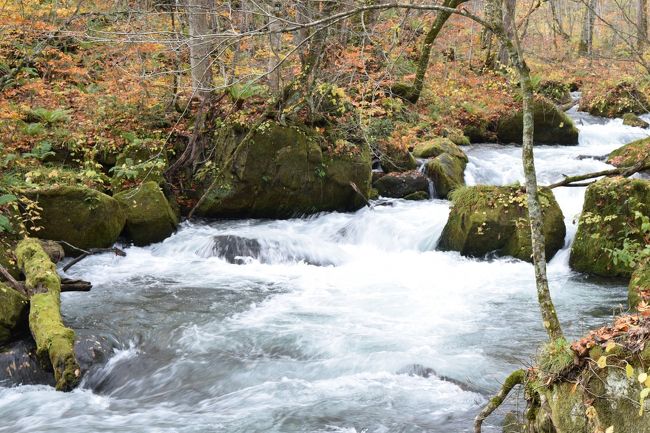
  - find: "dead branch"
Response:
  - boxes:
[547,162,649,189]
[62,247,126,272]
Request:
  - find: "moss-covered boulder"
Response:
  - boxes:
[23,187,125,253]
[194,121,372,218]
[114,182,178,246]
[424,147,468,199]
[580,81,650,118]
[629,259,650,309]
[570,177,650,278]
[413,137,466,159]
[438,185,566,262]
[521,317,650,433]
[536,79,572,105]
[373,170,429,199]
[607,137,650,168]
[623,112,649,128]
[497,98,579,145]
[0,283,29,345]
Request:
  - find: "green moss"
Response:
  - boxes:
[496,97,579,145]
[622,113,649,128]
[570,178,650,278]
[16,238,80,391]
[538,338,574,380]
[195,121,372,218]
[607,137,650,168]
[22,186,126,254]
[110,141,168,192]
[0,282,29,345]
[438,185,566,262]
[114,181,178,246]
[629,260,650,309]
[404,191,429,201]
[380,147,418,173]
[413,137,467,160]
[425,153,467,199]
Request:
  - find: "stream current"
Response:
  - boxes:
[1,105,649,433]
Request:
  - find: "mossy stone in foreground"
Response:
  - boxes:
[496,98,579,145]
[607,137,650,168]
[114,181,178,246]
[23,187,125,253]
[570,177,650,278]
[438,185,566,262]
[0,283,29,345]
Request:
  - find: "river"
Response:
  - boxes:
[1,106,648,433]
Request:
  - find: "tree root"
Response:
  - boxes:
[474,369,526,433]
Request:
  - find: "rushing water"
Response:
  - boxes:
[1,108,649,433]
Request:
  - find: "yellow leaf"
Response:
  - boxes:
[605,426,614,433]
[639,373,648,384]
[626,363,635,378]
[597,356,607,369]
[605,341,616,353]
[585,405,597,419]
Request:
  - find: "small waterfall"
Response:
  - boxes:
[417,158,436,198]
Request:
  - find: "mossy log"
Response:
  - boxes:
[473,369,525,433]
[16,238,80,391]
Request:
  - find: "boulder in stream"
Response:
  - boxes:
[0,283,29,345]
[438,185,566,262]
[373,170,429,199]
[114,181,178,246]
[622,112,649,128]
[23,186,125,254]
[496,97,579,145]
[570,177,650,278]
[194,121,372,218]
[607,137,650,168]
[424,152,467,199]
[579,81,650,118]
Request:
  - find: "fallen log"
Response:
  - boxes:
[16,238,80,391]
[547,162,650,189]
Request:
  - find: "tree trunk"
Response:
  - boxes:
[578,0,597,56]
[639,0,648,52]
[187,0,213,99]
[267,1,283,93]
[488,0,565,342]
[497,0,515,65]
[409,0,468,103]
